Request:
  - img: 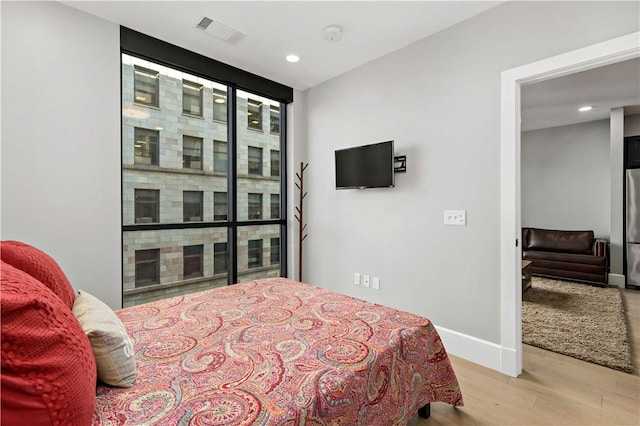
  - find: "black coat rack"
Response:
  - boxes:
[295,162,308,281]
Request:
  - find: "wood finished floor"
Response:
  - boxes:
[408,289,640,425]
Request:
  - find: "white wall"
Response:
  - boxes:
[302,0,639,354]
[1,2,122,308]
[521,120,610,239]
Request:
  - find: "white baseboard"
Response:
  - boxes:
[434,325,515,376]
[609,273,625,288]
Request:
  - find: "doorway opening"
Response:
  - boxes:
[499,32,640,377]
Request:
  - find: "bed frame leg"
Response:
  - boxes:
[418,403,430,419]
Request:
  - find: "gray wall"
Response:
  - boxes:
[1,0,638,364]
[302,1,639,344]
[521,120,610,239]
[1,1,122,308]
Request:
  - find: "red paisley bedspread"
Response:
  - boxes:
[94,278,463,425]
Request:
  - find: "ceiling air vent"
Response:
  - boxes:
[195,16,247,46]
[196,17,213,30]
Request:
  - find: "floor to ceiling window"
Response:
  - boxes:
[121,29,291,307]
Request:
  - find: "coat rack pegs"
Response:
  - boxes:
[295,162,309,281]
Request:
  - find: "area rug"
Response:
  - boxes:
[522,276,633,373]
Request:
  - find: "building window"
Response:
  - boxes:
[183,191,203,222]
[214,242,228,274]
[214,140,227,172]
[270,150,279,177]
[134,66,159,107]
[183,80,203,116]
[122,48,289,307]
[135,249,160,286]
[248,146,262,175]
[134,128,159,166]
[248,239,262,268]
[271,238,280,265]
[213,88,227,122]
[248,193,262,220]
[214,192,227,221]
[183,135,202,169]
[247,99,262,131]
[183,245,203,279]
[135,189,159,223]
[270,194,279,219]
[270,105,280,134]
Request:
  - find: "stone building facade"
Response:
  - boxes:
[121,55,281,307]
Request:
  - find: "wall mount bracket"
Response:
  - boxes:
[394,155,407,173]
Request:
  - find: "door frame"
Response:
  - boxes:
[499,31,640,377]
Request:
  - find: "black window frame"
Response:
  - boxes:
[121,27,291,296]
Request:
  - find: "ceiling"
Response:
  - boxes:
[63,1,638,131]
[521,57,640,132]
[62,1,503,90]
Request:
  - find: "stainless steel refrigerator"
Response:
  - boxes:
[626,168,640,286]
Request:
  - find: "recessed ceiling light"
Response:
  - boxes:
[286,54,300,63]
[579,106,593,112]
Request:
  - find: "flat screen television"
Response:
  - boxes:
[335,140,394,189]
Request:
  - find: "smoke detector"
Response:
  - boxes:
[323,25,342,42]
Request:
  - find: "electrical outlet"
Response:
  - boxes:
[373,277,380,290]
[363,275,370,288]
[444,210,466,226]
[354,273,361,285]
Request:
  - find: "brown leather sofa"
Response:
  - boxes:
[522,227,608,285]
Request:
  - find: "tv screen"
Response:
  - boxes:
[335,141,394,189]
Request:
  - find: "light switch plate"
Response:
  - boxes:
[444,210,466,226]
[373,277,380,290]
[363,275,370,288]
[354,273,360,285]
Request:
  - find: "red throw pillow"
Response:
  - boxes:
[0,241,75,309]
[1,261,97,426]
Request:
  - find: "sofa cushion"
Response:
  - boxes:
[0,261,97,426]
[0,241,75,309]
[523,250,607,266]
[527,228,594,255]
[73,290,137,387]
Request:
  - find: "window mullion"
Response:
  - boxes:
[228,87,238,285]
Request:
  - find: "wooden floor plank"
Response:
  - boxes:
[408,289,640,425]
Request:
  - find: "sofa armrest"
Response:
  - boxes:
[593,239,608,259]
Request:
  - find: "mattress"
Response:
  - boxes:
[94,278,463,425]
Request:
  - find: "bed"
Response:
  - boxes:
[1,241,463,425]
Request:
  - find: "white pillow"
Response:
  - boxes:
[72,291,136,387]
